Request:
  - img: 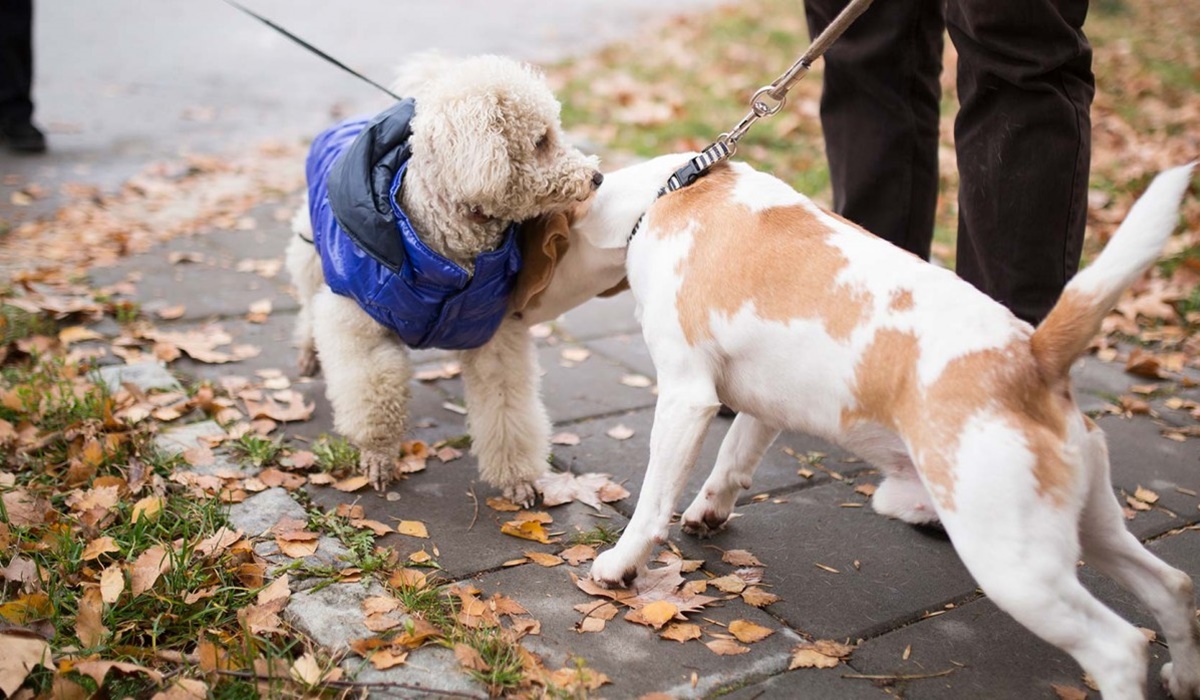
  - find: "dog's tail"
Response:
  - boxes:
[1031,162,1194,382]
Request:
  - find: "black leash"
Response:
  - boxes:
[221,0,404,102]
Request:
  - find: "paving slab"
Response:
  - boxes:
[845,527,1200,700]
[347,647,489,699]
[587,332,656,379]
[684,481,979,641]
[227,487,308,537]
[435,344,658,424]
[88,233,297,321]
[306,463,628,580]
[1096,414,1200,539]
[554,293,640,342]
[720,666,895,700]
[468,558,804,698]
[551,407,864,517]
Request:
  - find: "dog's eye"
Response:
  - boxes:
[535,132,550,152]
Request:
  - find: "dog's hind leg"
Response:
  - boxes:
[1076,422,1200,698]
[591,366,720,587]
[311,288,411,490]
[460,317,550,507]
[842,423,940,525]
[937,419,1150,699]
[681,413,779,537]
[285,204,323,377]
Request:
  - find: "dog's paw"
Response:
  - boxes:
[589,550,639,590]
[1163,662,1200,699]
[297,345,320,377]
[361,450,394,491]
[681,492,733,538]
[503,481,538,509]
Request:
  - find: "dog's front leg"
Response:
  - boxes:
[591,379,720,587]
[682,412,780,537]
[460,316,550,506]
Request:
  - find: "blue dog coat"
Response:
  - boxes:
[306,99,522,350]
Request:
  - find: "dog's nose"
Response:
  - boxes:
[591,171,604,188]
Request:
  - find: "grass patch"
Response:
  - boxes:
[569,524,623,548]
[228,433,283,469]
[311,434,359,474]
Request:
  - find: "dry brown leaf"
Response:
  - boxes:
[152,678,209,700]
[333,475,370,492]
[396,520,429,538]
[350,518,395,536]
[706,639,751,656]
[709,574,747,594]
[729,619,774,644]
[561,346,591,363]
[560,544,597,566]
[130,496,163,523]
[454,643,490,672]
[100,564,124,604]
[486,496,522,512]
[369,649,408,670]
[576,616,606,633]
[789,640,854,669]
[76,587,108,647]
[620,373,653,388]
[660,622,703,643]
[130,545,171,596]
[82,536,121,561]
[721,549,764,567]
[526,551,565,567]
[1134,486,1160,504]
[741,587,781,607]
[0,631,52,696]
[535,471,630,510]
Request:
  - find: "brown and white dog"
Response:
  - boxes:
[567,154,1196,699]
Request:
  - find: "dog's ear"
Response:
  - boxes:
[435,94,512,205]
[512,212,570,312]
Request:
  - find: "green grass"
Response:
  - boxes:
[229,433,283,469]
[569,524,623,548]
[311,434,359,474]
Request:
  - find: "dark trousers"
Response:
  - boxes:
[0,0,34,126]
[804,0,1094,324]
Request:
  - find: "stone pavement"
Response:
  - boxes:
[81,196,1200,698]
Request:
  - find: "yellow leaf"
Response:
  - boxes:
[333,475,370,492]
[1134,486,1160,504]
[741,587,781,607]
[789,649,839,669]
[632,600,678,629]
[131,496,163,524]
[289,653,323,686]
[76,588,108,647]
[130,545,171,596]
[370,650,408,670]
[396,520,429,538]
[500,519,556,544]
[729,619,774,644]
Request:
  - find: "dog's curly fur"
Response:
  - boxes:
[285,54,601,501]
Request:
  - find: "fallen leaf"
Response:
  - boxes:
[333,475,370,492]
[627,600,678,629]
[130,545,172,596]
[706,639,750,656]
[1134,486,1160,504]
[576,616,606,633]
[1052,684,1088,700]
[536,471,630,510]
[100,564,124,604]
[396,520,429,538]
[156,304,186,320]
[560,544,597,566]
[729,619,774,644]
[131,496,164,523]
[76,587,108,647]
[660,622,703,642]
[526,551,565,567]
[501,519,557,544]
[722,549,763,567]
[561,347,591,363]
[789,640,854,669]
[486,496,522,512]
[289,653,323,686]
[82,536,121,561]
[550,432,581,446]
[741,587,781,607]
[620,374,653,388]
[606,424,635,440]
[454,643,490,672]
[370,650,408,670]
[0,631,52,696]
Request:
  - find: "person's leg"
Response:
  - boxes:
[804,0,944,258]
[0,0,44,153]
[948,0,1093,325]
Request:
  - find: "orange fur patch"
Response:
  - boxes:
[888,289,914,312]
[652,165,874,345]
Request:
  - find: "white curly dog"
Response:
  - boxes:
[286,54,602,504]
[557,153,1195,699]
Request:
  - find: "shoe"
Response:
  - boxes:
[0,121,47,153]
